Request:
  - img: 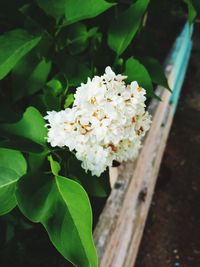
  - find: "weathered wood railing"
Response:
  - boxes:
[94,23,193,267]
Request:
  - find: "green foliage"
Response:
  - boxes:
[0,0,195,266]
[64,93,74,108]
[140,57,171,91]
[184,0,197,24]
[16,158,98,267]
[125,57,156,98]
[67,154,111,197]
[0,148,27,215]
[0,29,41,80]
[108,0,150,55]
[12,53,52,101]
[1,107,47,146]
[36,0,114,24]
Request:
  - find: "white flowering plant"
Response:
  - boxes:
[0,0,197,266]
[45,67,151,177]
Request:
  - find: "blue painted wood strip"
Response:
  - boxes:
[170,41,192,111]
[169,23,193,112]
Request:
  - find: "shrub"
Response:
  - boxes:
[0,0,197,266]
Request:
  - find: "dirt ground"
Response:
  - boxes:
[135,34,200,267]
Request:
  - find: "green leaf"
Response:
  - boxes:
[16,171,98,267]
[125,57,159,98]
[68,63,92,86]
[28,151,48,172]
[64,93,74,108]
[27,59,51,95]
[42,86,62,111]
[140,57,171,91]
[0,29,41,80]
[108,0,149,55]
[55,23,89,54]
[48,155,61,175]
[0,148,27,215]
[67,154,110,197]
[184,0,197,24]
[36,0,67,21]
[36,0,114,25]
[65,25,99,55]
[66,23,89,55]
[29,88,61,113]
[12,52,51,101]
[1,107,47,146]
[65,0,114,25]
[47,79,63,96]
[0,132,44,153]
[55,54,92,86]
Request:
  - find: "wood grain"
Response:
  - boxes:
[94,23,193,267]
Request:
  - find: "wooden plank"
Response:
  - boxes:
[95,87,171,267]
[93,83,170,266]
[93,22,193,267]
[124,101,174,267]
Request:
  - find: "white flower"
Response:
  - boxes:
[45,66,151,176]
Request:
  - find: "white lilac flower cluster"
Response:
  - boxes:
[45,67,151,176]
